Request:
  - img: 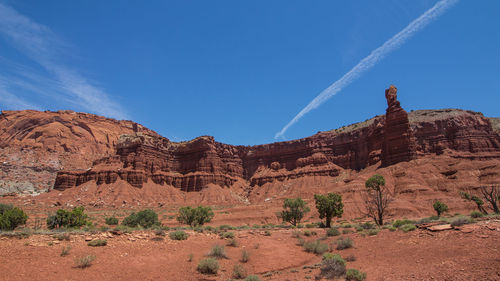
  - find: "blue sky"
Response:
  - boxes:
[0,1,498,145]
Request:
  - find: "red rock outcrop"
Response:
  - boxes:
[2,86,500,197]
[381,85,417,166]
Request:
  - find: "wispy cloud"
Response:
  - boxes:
[0,2,128,119]
[275,0,458,139]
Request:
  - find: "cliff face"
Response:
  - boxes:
[0,110,159,195]
[51,86,500,192]
[1,86,499,196]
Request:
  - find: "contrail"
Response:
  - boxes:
[275,0,459,139]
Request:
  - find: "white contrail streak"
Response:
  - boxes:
[275,0,459,139]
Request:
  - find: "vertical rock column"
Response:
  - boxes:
[381,85,417,166]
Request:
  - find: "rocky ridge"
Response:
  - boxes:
[51,86,500,194]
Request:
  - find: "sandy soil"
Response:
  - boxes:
[0,220,499,281]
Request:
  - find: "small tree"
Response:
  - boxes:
[478,185,499,214]
[433,200,448,217]
[177,206,214,227]
[314,193,343,228]
[362,174,392,225]
[460,191,487,214]
[278,198,310,226]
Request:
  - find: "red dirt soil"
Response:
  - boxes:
[0,221,498,281]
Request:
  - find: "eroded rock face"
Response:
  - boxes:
[2,86,500,195]
[381,85,417,167]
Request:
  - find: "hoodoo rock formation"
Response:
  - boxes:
[1,86,499,198]
[381,85,417,166]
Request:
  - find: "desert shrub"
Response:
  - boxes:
[264,230,271,236]
[400,224,416,232]
[450,216,472,227]
[433,201,449,217]
[342,229,352,234]
[177,206,214,227]
[220,231,235,239]
[277,198,310,226]
[169,230,188,240]
[208,244,228,259]
[105,216,119,225]
[367,229,379,236]
[303,230,316,237]
[392,219,415,228]
[305,223,316,228]
[232,264,247,279]
[303,240,329,255]
[60,245,71,256]
[87,239,107,247]
[227,238,238,247]
[388,226,397,232]
[245,275,261,281]
[336,237,353,250]
[197,258,219,274]
[359,222,375,230]
[46,206,88,229]
[53,233,71,241]
[355,226,364,232]
[345,254,356,262]
[121,209,159,228]
[346,268,367,281]
[319,253,346,279]
[470,211,484,218]
[76,255,95,268]
[240,249,250,263]
[326,227,340,237]
[342,223,352,228]
[0,204,28,231]
[297,238,305,246]
[291,230,301,238]
[187,253,193,262]
[155,229,166,236]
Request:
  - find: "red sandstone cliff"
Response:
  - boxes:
[1,86,499,197]
[51,86,500,194]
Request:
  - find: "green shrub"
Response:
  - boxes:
[291,230,301,238]
[319,253,346,279]
[342,229,352,234]
[336,237,353,250]
[346,268,367,281]
[76,255,95,268]
[470,211,484,218]
[326,228,340,237]
[177,206,214,227]
[392,219,415,228]
[232,264,247,279]
[0,204,28,231]
[197,258,219,274]
[240,249,250,263]
[303,230,314,237]
[53,233,71,241]
[220,231,235,239]
[367,229,379,236]
[450,216,472,227]
[388,226,397,232]
[169,230,188,240]
[105,216,119,225]
[303,240,328,255]
[278,198,310,226]
[60,245,71,256]
[227,238,238,247]
[121,209,159,228]
[87,239,107,247]
[400,224,416,232]
[245,275,261,281]
[345,254,356,262]
[360,222,375,230]
[433,201,449,217]
[208,244,228,259]
[305,223,315,228]
[47,206,88,229]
